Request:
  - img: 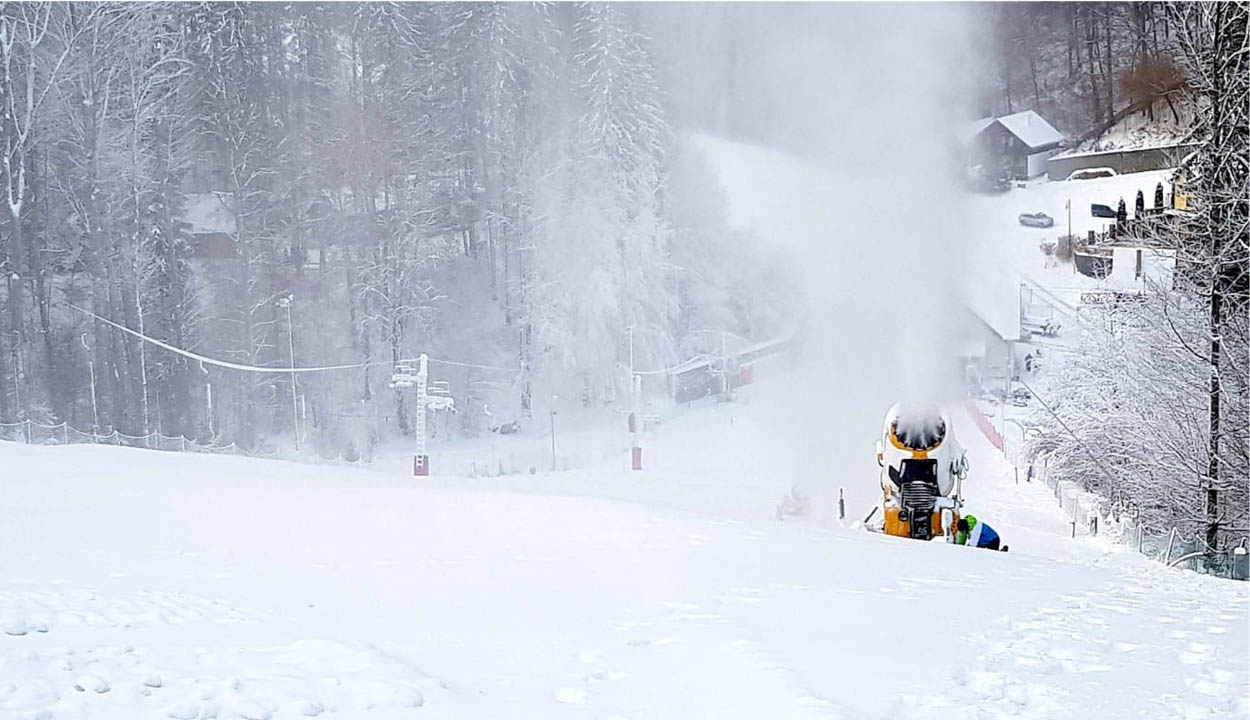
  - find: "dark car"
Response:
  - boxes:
[1091,203,1117,218]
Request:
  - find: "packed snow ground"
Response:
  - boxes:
[966,168,1177,309]
[2,379,1247,720]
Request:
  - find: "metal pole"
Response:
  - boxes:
[11,331,21,418]
[721,331,728,396]
[279,295,300,451]
[1068,198,1075,276]
[199,360,214,441]
[628,325,634,376]
[549,395,558,472]
[628,326,642,471]
[1163,527,1177,565]
[414,353,429,475]
[81,333,99,437]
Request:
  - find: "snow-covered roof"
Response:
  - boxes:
[961,264,1022,342]
[996,110,1064,151]
[184,192,236,235]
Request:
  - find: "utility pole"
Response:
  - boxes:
[1067,197,1074,276]
[80,333,99,437]
[721,330,729,397]
[277,294,300,450]
[200,361,215,442]
[549,394,558,472]
[628,326,642,470]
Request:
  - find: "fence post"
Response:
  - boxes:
[1090,515,1098,536]
[1163,527,1177,565]
[838,488,845,521]
[23,419,31,444]
[180,436,187,452]
[1233,542,1249,582]
[61,423,68,444]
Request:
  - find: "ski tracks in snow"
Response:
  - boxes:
[0,588,445,720]
[884,570,1249,720]
[553,586,846,719]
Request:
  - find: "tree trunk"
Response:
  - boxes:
[1207,285,1221,549]
[1067,5,1077,79]
[1104,10,1115,124]
[1085,8,1104,127]
[7,203,26,418]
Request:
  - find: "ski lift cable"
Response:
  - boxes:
[1013,376,1123,492]
[626,355,714,376]
[64,302,518,375]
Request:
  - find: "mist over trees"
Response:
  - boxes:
[0,2,786,456]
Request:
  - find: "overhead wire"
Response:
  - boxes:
[64,302,518,375]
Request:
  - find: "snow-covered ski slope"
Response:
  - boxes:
[3,136,1246,719]
[2,386,1246,720]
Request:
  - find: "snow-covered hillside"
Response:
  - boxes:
[2,384,1246,719]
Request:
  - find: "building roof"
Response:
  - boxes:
[996,110,1064,151]
[957,117,996,145]
[959,111,1065,152]
[961,263,1022,342]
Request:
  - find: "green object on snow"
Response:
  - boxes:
[956,514,978,545]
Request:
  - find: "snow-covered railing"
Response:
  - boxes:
[0,419,276,459]
[1030,451,1248,580]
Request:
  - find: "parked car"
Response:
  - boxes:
[1090,203,1117,218]
[1067,167,1117,181]
[1018,212,1054,228]
[1021,316,1060,337]
[490,420,521,435]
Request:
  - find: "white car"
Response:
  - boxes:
[1018,212,1055,228]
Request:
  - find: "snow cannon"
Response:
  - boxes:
[874,403,968,541]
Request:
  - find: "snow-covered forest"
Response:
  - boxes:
[0,3,789,456]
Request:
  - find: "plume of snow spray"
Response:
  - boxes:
[761,5,973,510]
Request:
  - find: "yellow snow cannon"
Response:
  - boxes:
[873,403,968,542]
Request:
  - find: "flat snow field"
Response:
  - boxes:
[2,392,1247,720]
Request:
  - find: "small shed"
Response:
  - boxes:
[959,266,1023,396]
[962,110,1064,180]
